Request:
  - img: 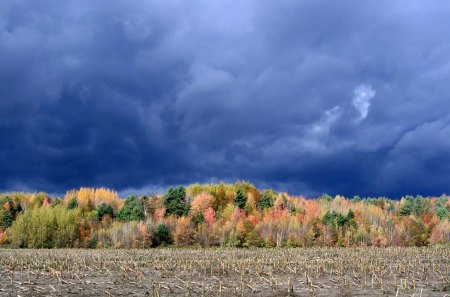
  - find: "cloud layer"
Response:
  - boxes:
[1,0,450,198]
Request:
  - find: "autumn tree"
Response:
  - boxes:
[174,217,192,246]
[190,193,213,214]
[211,184,228,212]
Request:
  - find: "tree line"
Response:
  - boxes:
[0,182,449,248]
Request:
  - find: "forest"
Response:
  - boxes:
[0,182,449,249]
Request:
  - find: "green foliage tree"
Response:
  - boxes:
[322,210,355,228]
[183,201,191,216]
[337,214,348,227]
[0,197,18,229]
[234,189,247,209]
[87,236,98,249]
[351,196,361,203]
[67,197,78,209]
[436,207,449,220]
[96,203,114,220]
[322,211,336,226]
[436,196,449,220]
[258,190,273,210]
[192,212,204,225]
[153,223,172,246]
[347,209,355,220]
[163,186,187,217]
[117,196,144,222]
[400,196,427,216]
[318,194,333,202]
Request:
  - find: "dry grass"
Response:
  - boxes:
[0,247,448,296]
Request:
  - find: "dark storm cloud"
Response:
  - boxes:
[1,0,450,197]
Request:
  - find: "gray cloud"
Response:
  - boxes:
[1,0,450,198]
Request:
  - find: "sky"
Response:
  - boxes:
[1,1,450,198]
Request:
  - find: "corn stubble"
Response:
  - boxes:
[0,247,448,296]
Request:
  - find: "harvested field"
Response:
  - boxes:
[0,247,449,296]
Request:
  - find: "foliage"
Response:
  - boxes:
[191,193,213,214]
[0,197,18,229]
[51,198,62,207]
[399,195,427,216]
[9,206,82,248]
[234,189,247,209]
[153,223,172,246]
[259,190,274,210]
[164,186,188,217]
[192,212,204,224]
[436,196,449,220]
[67,197,78,210]
[318,194,333,202]
[64,187,122,212]
[1,185,449,249]
[96,203,114,220]
[117,196,145,222]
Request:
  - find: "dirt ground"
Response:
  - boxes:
[0,247,449,296]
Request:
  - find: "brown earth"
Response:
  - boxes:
[0,247,448,296]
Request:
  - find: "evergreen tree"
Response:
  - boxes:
[96,203,114,220]
[163,186,187,217]
[337,214,348,227]
[153,223,172,246]
[318,194,333,202]
[436,196,449,220]
[322,211,336,226]
[234,189,247,209]
[347,209,355,220]
[351,196,361,203]
[67,197,78,209]
[258,190,273,210]
[0,197,18,229]
[117,196,144,221]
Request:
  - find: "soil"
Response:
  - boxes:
[0,247,448,297]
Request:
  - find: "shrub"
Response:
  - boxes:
[9,206,81,248]
[153,224,172,246]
